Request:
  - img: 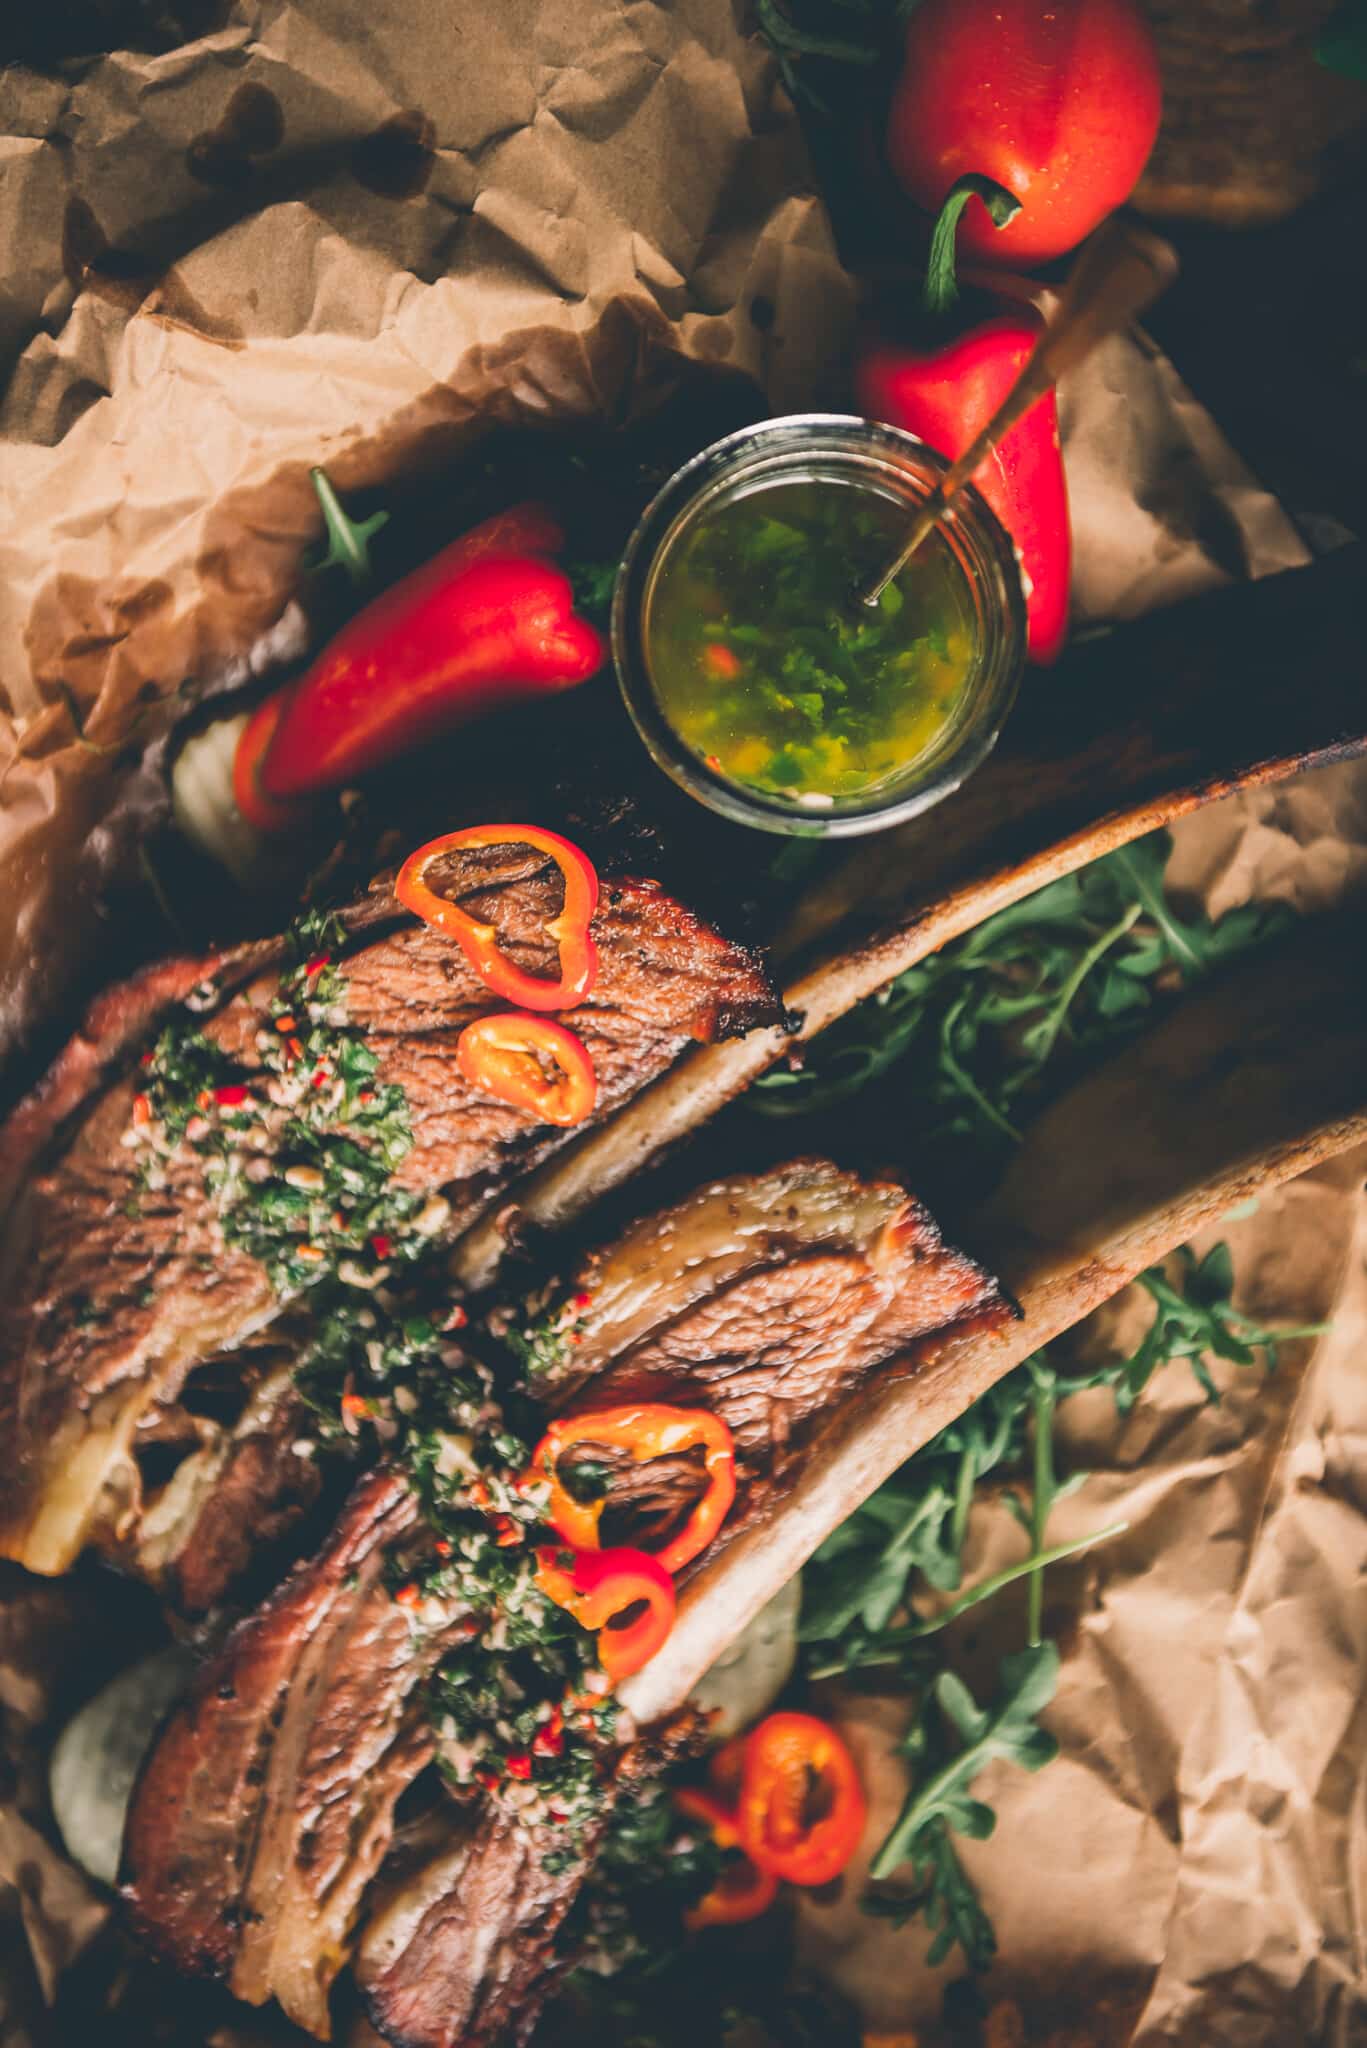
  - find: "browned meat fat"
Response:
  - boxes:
[124,1159,1009,2048]
[526,1158,1015,1556]
[123,1467,448,2038]
[0,857,782,1582]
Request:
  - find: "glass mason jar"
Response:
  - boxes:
[611,414,1027,838]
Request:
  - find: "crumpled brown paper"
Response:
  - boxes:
[0,0,853,1061]
[1,4,1363,2043]
[796,772,1367,2048]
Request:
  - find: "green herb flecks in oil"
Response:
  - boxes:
[647,479,973,806]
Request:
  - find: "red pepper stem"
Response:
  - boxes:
[923,174,1023,319]
[309,466,390,588]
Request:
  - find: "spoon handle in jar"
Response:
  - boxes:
[856,216,1179,610]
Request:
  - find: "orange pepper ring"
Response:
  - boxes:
[395,824,599,1012]
[456,1013,597,1128]
[737,1711,867,1887]
[673,1786,778,1929]
[531,1404,737,1575]
[535,1544,676,1682]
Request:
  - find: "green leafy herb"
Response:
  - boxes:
[863,1645,1060,1968]
[753,831,1292,1148]
[799,1229,1325,1967]
[567,555,620,622]
[1317,0,1367,79]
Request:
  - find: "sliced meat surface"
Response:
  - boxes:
[355,1737,682,2048]
[0,850,781,1576]
[522,1159,1015,1540]
[102,1326,323,1617]
[124,1467,451,2040]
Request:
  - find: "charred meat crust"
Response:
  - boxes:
[123,1157,1009,2048]
[356,1729,694,2048]
[529,1159,1015,1562]
[122,1466,449,2037]
[0,855,783,1579]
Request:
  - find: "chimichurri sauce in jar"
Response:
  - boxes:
[644,480,974,811]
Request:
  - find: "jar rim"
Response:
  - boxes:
[610,414,1028,839]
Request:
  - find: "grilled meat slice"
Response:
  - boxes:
[124,1160,1006,2048]
[123,1467,450,2039]
[0,849,782,1578]
[355,1737,685,2048]
[515,1159,1014,1549]
[98,1325,322,1617]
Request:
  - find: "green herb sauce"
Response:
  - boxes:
[646,479,974,807]
[129,908,615,1856]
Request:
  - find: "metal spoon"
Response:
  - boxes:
[854,213,1180,611]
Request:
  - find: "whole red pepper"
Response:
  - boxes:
[885,0,1162,271]
[238,502,606,814]
[854,177,1071,666]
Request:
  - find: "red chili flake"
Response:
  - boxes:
[196,1090,212,1110]
[703,642,744,683]
[286,1036,304,1062]
[306,954,331,977]
[469,1480,491,1508]
[444,1305,468,1330]
[370,1233,392,1260]
[131,1093,152,1127]
[492,1515,520,1548]
[704,753,722,772]
[573,1292,593,1311]
[568,1332,583,1346]
[214,1084,249,1107]
[275,1014,296,1034]
[358,1088,376,1104]
[140,1050,154,1068]
[341,1392,371,1419]
[548,1808,568,1824]
[311,1069,329,1089]
[505,1752,533,1781]
[393,1582,421,1608]
[434,1538,453,1558]
[476,1767,501,1791]
[532,1723,565,1759]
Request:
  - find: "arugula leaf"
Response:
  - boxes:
[863,1645,1061,1966]
[798,1225,1326,1968]
[753,830,1292,1149]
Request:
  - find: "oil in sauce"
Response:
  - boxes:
[645,479,975,807]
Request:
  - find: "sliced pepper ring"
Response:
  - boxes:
[736,1711,866,1887]
[396,824,599,1011]
[535,1544,675,1681]
[530,1404,736,1575]
[456,1012,597,1128]
[674,1786,778,1929]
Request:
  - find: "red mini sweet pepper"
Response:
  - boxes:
[854,177,1071,666]
[531,1404,736,1576]
[535,1544,676,1682]
[235,501,606,818]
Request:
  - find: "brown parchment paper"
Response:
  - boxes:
[797,770,1367,2048]
[0,0,1312,1068]
[0,4,1362,2042]
[0,0,854,1060]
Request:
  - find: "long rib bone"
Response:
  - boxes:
[618,916,1367,1724]
[451,545,1367,1292]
